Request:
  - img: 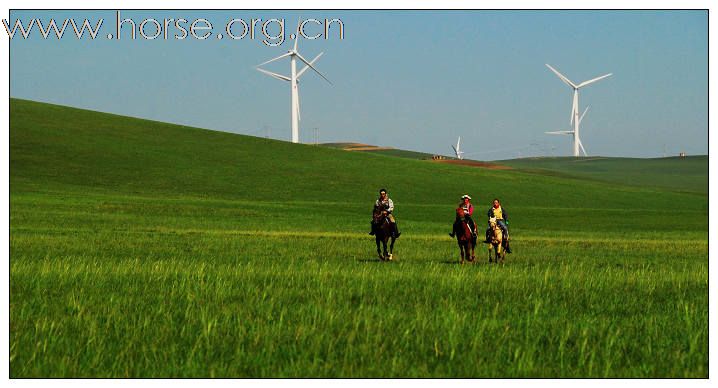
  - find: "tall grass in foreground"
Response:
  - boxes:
[10,198,708,377]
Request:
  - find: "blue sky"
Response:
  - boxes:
[9,10,707,159]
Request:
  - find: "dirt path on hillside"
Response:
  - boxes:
[346,146,396,151]
[339,143,396,151]
[433,159,513,170]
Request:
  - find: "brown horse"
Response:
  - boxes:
[454,208,476,264]
[372,208,396,261]
[487,217,506,264]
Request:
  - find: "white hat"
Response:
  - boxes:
[461,194,472,200]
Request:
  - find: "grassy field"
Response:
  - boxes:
[9,98,708,377]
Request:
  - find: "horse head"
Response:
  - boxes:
[373,206,386,224]
[489,217,502,244]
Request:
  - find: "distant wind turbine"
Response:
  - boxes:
[545,64,612,157]
[546,106,591,156]
[451,136,464,159]
[255,19,331,143]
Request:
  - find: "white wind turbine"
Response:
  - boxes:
[451,136,464,159]
[256,20,331,143]
[545,64,612,157]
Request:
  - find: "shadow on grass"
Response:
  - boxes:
[440,259,495,265]
[357,258,384,263]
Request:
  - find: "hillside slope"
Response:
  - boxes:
[10,99,705,213]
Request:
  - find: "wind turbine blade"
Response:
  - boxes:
[578,139,588,156]
[577,73,612,89]
[545,131,574,135]
[457,136,461,151]
[546,64,577,89]
[293,17,301,52]
[256,67,291,82]
[256,52,292,67]
[451,145,458,155]
[295,52,332,85]
[297,52,324,78]
[578,106,590,125]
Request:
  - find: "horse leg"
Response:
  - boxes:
[388,237,395,261]
[469,242,475,262]
[382,238,389,260]
[376,237,384,261]
[459,243,465,265]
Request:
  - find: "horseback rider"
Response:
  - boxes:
[449,194,477,238]
[369,188,401,238]
[484,198,512,253]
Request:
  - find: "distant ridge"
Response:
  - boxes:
[320,142,513,170]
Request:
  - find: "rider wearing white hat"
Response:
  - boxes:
[449,194,477,239]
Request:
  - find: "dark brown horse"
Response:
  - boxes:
[455,207,476,264]
[372,208,396,261]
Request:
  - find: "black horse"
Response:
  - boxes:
[372,208,396,261]
[454,207,476,264]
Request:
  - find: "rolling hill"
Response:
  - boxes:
[498,156,707,194]
[321,142,708,195]
[10,99,706,216]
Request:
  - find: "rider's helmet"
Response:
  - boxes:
[461,194,472,200]
[379,188,387,195]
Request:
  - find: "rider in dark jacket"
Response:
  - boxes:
[485,198,512,253]
[369,188,400,238]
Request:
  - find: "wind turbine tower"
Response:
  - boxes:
[451,137,464,160]
[545,64,612,157]
[256,20,331,143]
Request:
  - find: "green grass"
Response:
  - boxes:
[10,98,708,377]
